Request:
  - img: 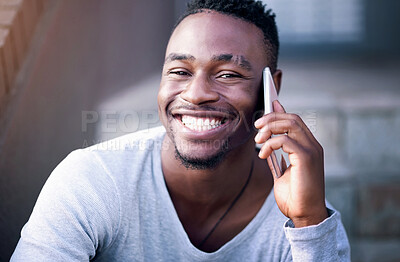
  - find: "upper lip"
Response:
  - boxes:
[170,108,236,120]
[171,110,233,119]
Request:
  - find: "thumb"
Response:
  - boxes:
[273,100,286,113]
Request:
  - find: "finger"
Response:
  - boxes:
[254,125,272,144]
[254,114,269,129]
[254,111,292,129]
[273,100,286,113]
[255,113,316,144]
[258,135,302,159]
[254,101,284,129]
[255,119,312,147]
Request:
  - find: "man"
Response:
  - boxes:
[12,0,350,261]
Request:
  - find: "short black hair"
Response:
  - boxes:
[174,0,279,71]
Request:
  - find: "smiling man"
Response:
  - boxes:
[12,0,350,261]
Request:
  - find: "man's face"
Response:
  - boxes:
[158,11,269,169]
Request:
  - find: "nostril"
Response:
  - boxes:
[180,86,219,105]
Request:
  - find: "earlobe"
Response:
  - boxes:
[273,69,283,95]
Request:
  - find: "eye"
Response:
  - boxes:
[216,71,244,83]
[219,73,242,79]
[216,70,244,79]
[168,70,191,77]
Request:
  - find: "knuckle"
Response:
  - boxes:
[289,119,297,128]
[289,113,301,121]
[286,118,301,133]
[263,114,274,124]
[281,134,290,144]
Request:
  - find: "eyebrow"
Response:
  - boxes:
[164,53,195,64]
[211,54,252,71]
[164,52,253,71]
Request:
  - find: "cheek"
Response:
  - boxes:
[157,84,171,127]
[158,81,180,110]
[230,91,259,135]
[157,79,169,106]
[157,80,185,128]
[157,88,166,111]
[229,90,258,115]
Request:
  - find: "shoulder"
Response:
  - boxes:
[81,126,165,167]
[46,126,166,199]
[12,127,168,260]
[78,126,166,182]
[44,126,166,207]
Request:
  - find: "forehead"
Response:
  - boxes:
[166,11,268,66]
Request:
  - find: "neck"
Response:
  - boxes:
[161,135,259,212]
[160,133,273,251]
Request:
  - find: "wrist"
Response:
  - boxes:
[291,208,329,228]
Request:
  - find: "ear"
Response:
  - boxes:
[273,69,282,95]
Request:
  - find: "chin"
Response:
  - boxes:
[174,139,230,170]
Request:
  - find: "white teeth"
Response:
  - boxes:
[181,115,225,131]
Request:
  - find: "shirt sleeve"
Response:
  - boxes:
[283,207,351,262]
[10,149,121,262]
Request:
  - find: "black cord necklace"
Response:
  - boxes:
[198,159,254,248]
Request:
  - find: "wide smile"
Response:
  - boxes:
[169,108,238,139]
[179,115,227,131]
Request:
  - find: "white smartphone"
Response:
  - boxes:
[263,67,286,178]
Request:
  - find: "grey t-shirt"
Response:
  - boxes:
[11,126,350,261]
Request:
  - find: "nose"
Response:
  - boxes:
[180,74,219,105]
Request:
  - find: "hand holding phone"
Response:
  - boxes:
[262,67,287,178]
[256,68,328,226]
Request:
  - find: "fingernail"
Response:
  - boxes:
[258,149,263,158]
[254,119,261,127]
[255,132,260,142]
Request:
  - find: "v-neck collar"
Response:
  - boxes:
[152,139,276,260]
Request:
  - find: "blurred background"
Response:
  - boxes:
[0,0,399,261]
